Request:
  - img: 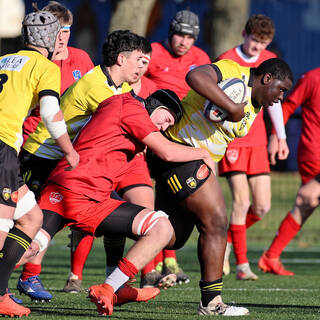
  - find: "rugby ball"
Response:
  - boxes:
[203,78,246,122]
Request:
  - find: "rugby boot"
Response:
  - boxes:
[140,270,162,288]
[8,288,23,304]
[116,283,160,306]
[0,292,30,317]
[88,283,116,316]
[198,295,249,316]
[258,251,294,276]
[236,263,259,280]
[17,276,52,302]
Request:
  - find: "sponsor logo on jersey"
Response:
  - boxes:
[72,70,81,80]
[49,192,63,204]
[196,164,209,180]
[186,177,197,189]
[11,191,18,203]
[226,149,239,164]
[2,187,11,201]
[0,55,29,71]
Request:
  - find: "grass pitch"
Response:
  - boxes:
[9,228,320,319]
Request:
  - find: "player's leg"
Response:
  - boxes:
[88,202,173,315]
[17,151,59,301]
[63,230,94,293]
[225,173,252,279]
[178,173,248,316]
[258,161,319,275]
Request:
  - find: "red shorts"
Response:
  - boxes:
[38,182,125,235]
[298,161,320,184]
[114,154,153,195]
[218,145,270,176]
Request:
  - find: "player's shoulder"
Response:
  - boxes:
[190,45,210,58]
[67,46,93,61]
[217,48,237,60]
[303,67,320,80]
[260,49,277,59]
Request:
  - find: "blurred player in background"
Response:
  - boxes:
[258,66,320,275]
[17,1,94,303]
[217,14,289,280]
[143,9,211,287]
[0,10,79,317]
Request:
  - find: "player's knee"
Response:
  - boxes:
[232,199,251,216]
[137,210,173,240]
[33,230,50,253]
[199,206,228,237]
[15,203,43,233]
[252,203,271,218]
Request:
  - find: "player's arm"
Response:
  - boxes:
[39,95,79,170]
[185,64,245,122]
[296,175,320,209]
[142,131,216,173]
[267,101,289,165]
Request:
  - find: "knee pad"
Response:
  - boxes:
[33,230,49,253]
[137,210,168,236]
[13,190,36,220]
[0,218,14,233]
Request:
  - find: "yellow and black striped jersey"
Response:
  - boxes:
[165,59,261,162]
[0,49,60,153]
[24,65,132,159]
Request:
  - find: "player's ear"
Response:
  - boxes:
[261,73,272,85]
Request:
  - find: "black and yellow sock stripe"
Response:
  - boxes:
[200,281,223,292]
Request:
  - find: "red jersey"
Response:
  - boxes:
[48,92,158,201]
[217,46,277,147]
[281,68,320,162]
[23,46,94,141]
[137,76,158,99]
[146,41,211,99]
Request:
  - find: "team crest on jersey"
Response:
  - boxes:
[2,188,12,201]
[186,177,197,189]
[72,70,81,80]
[196,164,209,180]
[49,192,63,204]
[11,191,18,203]
[226,149,239,164]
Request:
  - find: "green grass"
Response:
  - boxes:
[8,171,320,318]
[9,228,320,319]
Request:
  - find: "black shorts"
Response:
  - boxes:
[19,149,59,198]
[147,152,212,201]
[0,140,24,207]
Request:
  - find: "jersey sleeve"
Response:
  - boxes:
[211,59,243,80]
[37,61,61,98]
[121,99,159,141]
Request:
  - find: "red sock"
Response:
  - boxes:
[154,250,163,265]
[246,207,261,229]
[71,235,94,280]
[21,263,41,280]
[267,212,301,258]
[141,258,155,277]
[163,249,176,259]
[227,229,232,243]
[230,224,247,265]
[118,258,138,278]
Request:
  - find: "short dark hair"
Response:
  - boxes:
[102,30,143,66]
[245,14,275,40]
[141,36,152,54]
[255,58,293,82]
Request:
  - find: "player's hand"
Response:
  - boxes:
[277,138,289,160]
[64,149,80,171]
[203,154,216,176]
[227,101,247,122]
[268,134,278,165]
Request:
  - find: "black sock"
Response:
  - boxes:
[0,227,31,295]
[199,278,223,307]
